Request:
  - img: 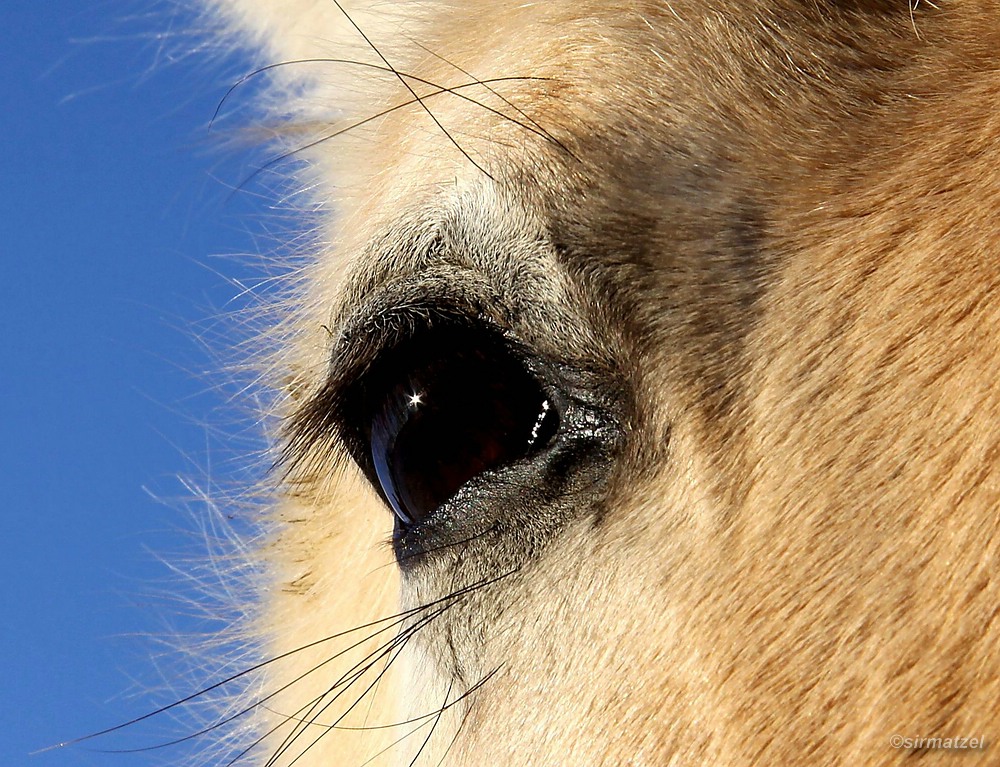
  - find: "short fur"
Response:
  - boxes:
[198,1,1000,764]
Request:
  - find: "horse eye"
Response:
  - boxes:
[364,332,559,526]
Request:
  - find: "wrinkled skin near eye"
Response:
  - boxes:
[362,328,559,527]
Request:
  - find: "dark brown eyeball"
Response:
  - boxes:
[365,331,558,526]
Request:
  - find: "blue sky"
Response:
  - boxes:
[4,2,277,764]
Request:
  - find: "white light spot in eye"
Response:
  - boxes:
[407,391,424,410]
[529,399,551,445]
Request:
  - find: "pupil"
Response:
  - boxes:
[366,333,557,526]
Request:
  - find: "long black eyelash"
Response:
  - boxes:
[228,68,567,198]
[407,41,577,161]
[212,58,561,151]
[257,572,509,767]
[231,74,534,195]
[54,571,513,764]
[91,601,435,756]
[41,595,432,753]
[389,523,501,569]
[275,375,347,487]
[258,573,511,766]
[259,608,445,767]
[406,682,452,767]
[329,0,493,180]
[317,665,503,734]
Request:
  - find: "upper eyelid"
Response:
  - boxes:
[335,296,498,400]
